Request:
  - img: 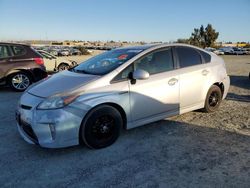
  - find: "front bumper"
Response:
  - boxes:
[16,92,89,148]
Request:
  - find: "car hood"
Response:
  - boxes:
[27,70,100,98]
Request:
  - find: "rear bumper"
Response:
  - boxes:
[31,68,48,82]
[222,76,230,99]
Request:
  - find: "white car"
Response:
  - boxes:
[37,50,77,72]
[205,47,224,55]
[213,49,224,55]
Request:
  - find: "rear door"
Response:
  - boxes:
[175,46,210,111]
[9,45,43,69]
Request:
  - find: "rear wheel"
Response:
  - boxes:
[203,85,222,113]
[58,63,69,71]
[8,72,31,92]
[81,105,122,149]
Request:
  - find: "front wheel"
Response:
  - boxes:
[203,85,222,113]
[81,105,122,149]
[8,72,32,92]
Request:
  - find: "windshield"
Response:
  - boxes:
[73,48,143,75]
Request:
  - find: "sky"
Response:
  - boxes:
[0,0,249,42]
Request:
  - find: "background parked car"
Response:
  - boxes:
[213,49,224,55]
[37,50,78,72]
[69,48,82,56]
[219,47,234,55]
[232,47,247,55]
[48,50,59,56]
[205,47,224,55]
[244,48,250,55]
[58,49,70,56]
[0,43,47,91]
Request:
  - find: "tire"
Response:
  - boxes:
[81,105,122,149]
[8,72,32,92]
[71,61,78,66]
[57,63,69,71]
[203,85,222,113]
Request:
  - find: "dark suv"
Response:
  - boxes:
[0,43,47,91]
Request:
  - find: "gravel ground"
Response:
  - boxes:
[0,55,249,188]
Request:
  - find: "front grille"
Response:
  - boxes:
[18,117,38,144]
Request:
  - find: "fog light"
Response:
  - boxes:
[49,124,56,140]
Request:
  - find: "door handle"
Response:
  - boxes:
[202,69,209,76]
[168,78,178,86]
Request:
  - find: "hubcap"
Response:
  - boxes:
[58,65,69,71]
[91,115,115,141]
[209,92,219,107]
[12,74,30,90]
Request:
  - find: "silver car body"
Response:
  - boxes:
[16,44,230,148]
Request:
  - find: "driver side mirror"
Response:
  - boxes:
[132,69,149,80]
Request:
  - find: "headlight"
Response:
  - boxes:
[37,94,78,110]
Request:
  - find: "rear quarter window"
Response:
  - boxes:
[199,50,211,63]
[11,45,26,56]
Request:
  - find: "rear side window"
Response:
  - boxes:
[176,47,202,68]
[11,45,26,56]
[0,45,10,59]
[199,50,211,63]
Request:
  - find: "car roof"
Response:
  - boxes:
[116,44,158,51]
[0,42,30,47]
[116,43,208,52]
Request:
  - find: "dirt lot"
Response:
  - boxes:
[0,55,249,187]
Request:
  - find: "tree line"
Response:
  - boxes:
[177,24,219,48]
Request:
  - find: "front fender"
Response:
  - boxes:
[73,91,131,122]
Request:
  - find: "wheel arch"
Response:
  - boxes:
[6,69,34,82]
[78,102,127,145]
[212,82,225,96]
[202,81,225,108]
[58,62,70,67]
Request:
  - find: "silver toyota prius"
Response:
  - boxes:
[16,44,230,149]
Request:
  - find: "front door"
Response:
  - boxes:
[129,47,180,122]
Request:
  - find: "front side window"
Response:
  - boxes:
[73,48,143,75]
[0,45,10,59]
[134,48,174,75]
[11,45,26,56]
[176,47,202,68]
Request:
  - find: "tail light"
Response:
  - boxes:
[34,58,44,65]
